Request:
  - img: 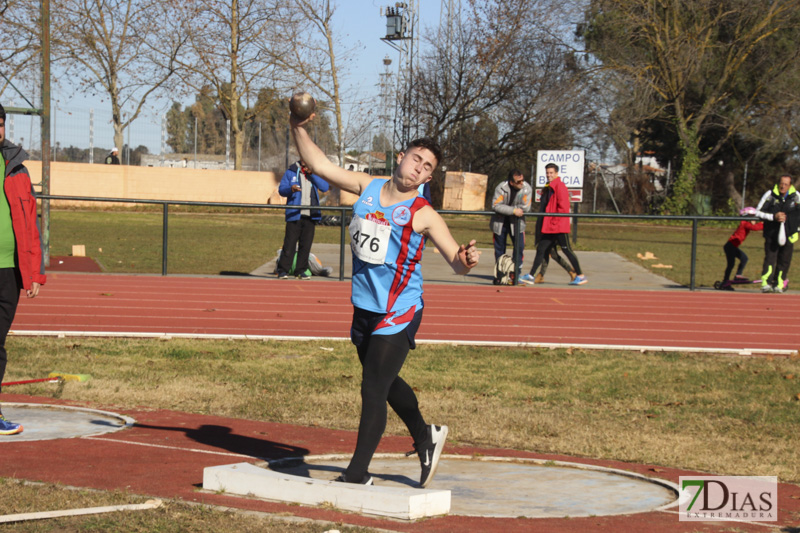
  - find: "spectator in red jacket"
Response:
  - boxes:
[520,163,586,285]
[720,211,763,290]
[0,103,46,435]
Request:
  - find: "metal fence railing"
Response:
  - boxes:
[39,194,758,290]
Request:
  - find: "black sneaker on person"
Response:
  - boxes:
[333,473,374,485]
[408,424,448,488]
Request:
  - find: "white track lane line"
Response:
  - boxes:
[9,329,797,356]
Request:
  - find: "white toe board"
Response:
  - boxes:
[203,462,450,520]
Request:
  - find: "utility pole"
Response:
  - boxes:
[742,162,748,210]
[41,0,52,267]
[378,56,394,174]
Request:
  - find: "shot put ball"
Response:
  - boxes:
[289,92,316,120]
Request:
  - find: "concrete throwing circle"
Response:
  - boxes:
[268,454,679,518]
[0,403,134,442]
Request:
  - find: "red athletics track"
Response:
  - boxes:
[10,272,800,353]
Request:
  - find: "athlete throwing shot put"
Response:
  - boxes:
[290,109,479,488]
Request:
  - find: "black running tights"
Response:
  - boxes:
[344,331,427,480]
[530,233,582,277]
[0,268,21,395]
[723,241,747,281]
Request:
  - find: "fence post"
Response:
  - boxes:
[572,203,579,244]
[512,217,522,284]
[160,115,166,166]
[690,218,697,291]
[225,119,231,167]
[339,207,347,281]
[89,109,94,164]
[162,203,169,276]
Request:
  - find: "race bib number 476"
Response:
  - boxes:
[349,214,391,264]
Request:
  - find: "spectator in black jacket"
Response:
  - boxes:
[755,174,800,293]
[105,147,120,165]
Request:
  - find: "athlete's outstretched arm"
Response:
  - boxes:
[290,114,372,196]
[415,206,480,275]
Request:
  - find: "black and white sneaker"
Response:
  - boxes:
[411,424,448,488]
[333,473,374,485]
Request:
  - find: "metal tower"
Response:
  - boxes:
[381,1,419,149]
[439,0,461,65]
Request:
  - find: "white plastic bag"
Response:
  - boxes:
[778,222,787,246]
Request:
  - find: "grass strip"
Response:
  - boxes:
[5,336,799,482]
[0,479,373,532]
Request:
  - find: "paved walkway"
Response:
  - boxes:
[251,244,683,290]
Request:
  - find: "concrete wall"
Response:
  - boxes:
[25,161,284,207]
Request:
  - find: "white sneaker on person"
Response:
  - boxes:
[409,424,448,488]
[333,473,374,485]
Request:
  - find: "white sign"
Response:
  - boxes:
[536,150,585,188]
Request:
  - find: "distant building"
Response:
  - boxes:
[140,150,390,175]
[589,153,666,192]
[636,152,663,172]
[343,152,389,175]
[140,153,234,170]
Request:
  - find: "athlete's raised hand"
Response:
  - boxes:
[289,111,316,128]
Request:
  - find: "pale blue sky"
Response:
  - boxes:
[334,1,441,106]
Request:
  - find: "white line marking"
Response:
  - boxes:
[9,330,797,356]
[0,500,163,524]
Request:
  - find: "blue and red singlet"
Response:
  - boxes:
[349,178,429,335]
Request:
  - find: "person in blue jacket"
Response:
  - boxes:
[276,160,329,279]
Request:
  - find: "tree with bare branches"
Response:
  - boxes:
[51,0,187,152]
[175,0,287,170]
[413,0,590,195]
[0,1,38,96]
[266,0,361,170]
